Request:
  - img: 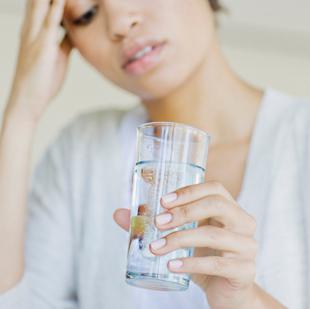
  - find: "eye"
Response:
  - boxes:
[72,5,99,26]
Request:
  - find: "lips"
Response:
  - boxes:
[121,39,166,75]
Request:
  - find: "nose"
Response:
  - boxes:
[104,0,142,41]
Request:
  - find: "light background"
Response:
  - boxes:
[0,0,309,165]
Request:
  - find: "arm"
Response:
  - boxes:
[0,123,77,308]
[0,114,36,293]
[0,0,73,304]
[251,284,287,309]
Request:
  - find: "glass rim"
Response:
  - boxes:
[137,121,211,139]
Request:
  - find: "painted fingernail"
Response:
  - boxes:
[162,193,177,204]
[169,259,183,269]
[156,213,172,225]
[151,238,166,250]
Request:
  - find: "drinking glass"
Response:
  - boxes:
[126,122,210,291]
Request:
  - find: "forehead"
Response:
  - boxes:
[65,0,96,10]
[64,0,96,16]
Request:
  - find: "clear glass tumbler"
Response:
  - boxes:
[126,122,210,291]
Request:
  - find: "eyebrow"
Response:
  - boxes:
[62,1,78,22]
[63,0,87,18]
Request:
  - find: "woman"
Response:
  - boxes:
[0,0,309,308]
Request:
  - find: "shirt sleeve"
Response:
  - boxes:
[0,126,77,309]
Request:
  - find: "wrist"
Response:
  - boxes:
[2,101,40,133]
[1,108,38,140]
[240,284,259,309]
[243,284,287,309]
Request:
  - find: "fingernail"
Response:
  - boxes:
[162,193,177,204]
[156,213,172,225]
[151,238,166,250]
[169,259,183,269]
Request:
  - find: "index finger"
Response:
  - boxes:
[21,0,50,43]
[160,181,235,209]
[44,0,66,34]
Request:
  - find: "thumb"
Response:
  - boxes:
[113,208,131,231]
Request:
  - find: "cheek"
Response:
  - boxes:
[69,28,117,73]
[67,27,132,92]
[154,0,213,69]
[172,0,213,53]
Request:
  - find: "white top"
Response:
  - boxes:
[0,89,309,309]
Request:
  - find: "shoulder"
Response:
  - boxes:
[55,106,137,146]
[263,89,310,146]
[265,89,310,125]
[265,89,310,168]
[36,106,137,169]
[254,89,310,171]
[61,107,132,143]
[264,89,310,121]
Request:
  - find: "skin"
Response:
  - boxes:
[0,0,286,308]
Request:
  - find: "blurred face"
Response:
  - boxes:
[63,0,216,101]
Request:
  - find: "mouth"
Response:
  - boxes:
[122,41,166,76]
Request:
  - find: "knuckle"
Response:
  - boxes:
[208,195,227,212]
[221,251,235,258]
[179,205,190,221]
[166,231,179,248]
[171,231,184,248]
[177,185,194,199]
[211,256,229,274]
[247,215,257,234]
[247,261,256,280]
[203,226,220,243]
[209,181,224,193]
[45,16,54,28]
[250,239,259,255]
[243,238,258,259]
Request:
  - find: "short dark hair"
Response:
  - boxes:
[209,0,222,12]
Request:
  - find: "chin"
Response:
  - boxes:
[128,80,184,102]
[127,65,196,102]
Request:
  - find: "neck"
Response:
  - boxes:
[142,40,263,147]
